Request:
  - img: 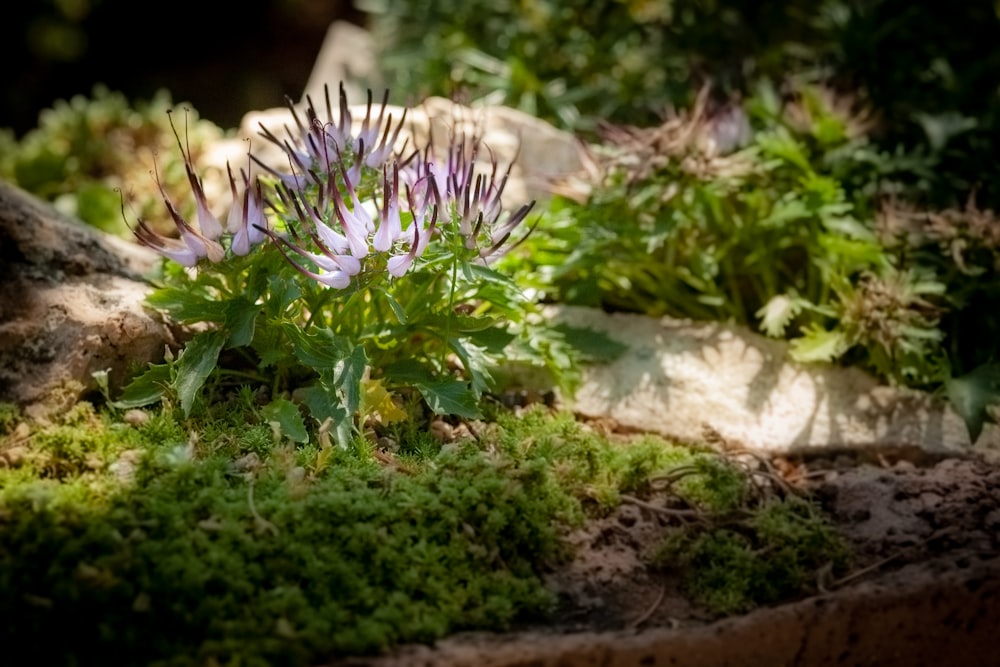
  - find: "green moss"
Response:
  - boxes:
[492,406,696,509]
[674,455,750,514]
[0,402,20,435]
[0,406,602,665]
[0,444,570,665]
[0,401,846,663]
[653,497,849,615]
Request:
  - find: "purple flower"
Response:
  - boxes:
[403,131,536,263]
[256,84,409,191]
[129,111,268,265]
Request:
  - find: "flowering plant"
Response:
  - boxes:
[118,84,570,446]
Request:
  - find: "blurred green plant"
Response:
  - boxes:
[0,84,227,236]
[504,80,1000,440]
[367,0,1000,211]
[365,0,840,134]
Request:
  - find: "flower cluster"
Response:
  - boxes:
[130,83,536,286]
[129,110,267,266]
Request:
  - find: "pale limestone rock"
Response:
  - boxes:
[550,305,1000,457]
[0,179,175,414]
[301,21,382,109]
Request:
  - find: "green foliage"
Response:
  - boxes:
[0,402,19,435]
[0,84,227,236]
[369,1,1000,213]
[368,0,854,135]
[653,498,849,614]
[507,80,1000,438]
[946,364,1000,443]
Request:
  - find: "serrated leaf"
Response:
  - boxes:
[114,363,171,409]
[756,128,812,173]
[265,274,301,317]
[285,325,352,369]
[297,384,353,449]
[382,360,436,385]
[377,288,408,325]
[756,294,803,338]
[146,287,223,323]
[174,330,225,416]
[945,363,1000,443]
[261,398,309,443]
[760,198,810,228]
[225,298,259,348]
[449,337,493,396]
[465,262,517,286]
[418,379,482,418]
[466,325,517,354]
[789,327,848,363]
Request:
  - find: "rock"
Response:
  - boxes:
[301,21,383,110]
[550,305,1000,457]
[0,179,175,415]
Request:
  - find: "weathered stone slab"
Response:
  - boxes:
[550,305,1000,457]
[0,179,174,415]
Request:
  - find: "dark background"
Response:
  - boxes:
[3,0,366,135]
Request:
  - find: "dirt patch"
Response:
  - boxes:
[335,451,1000,666]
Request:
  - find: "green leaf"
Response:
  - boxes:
[464,262,517,286]
[285,325,352,369]
[297,384,352,449]
[759,198,810,228]
[225,298,260,348]
[377,288,408,325]
[265,274,301,317]
[261,398,309,443]
[382,360,482,418]
[174,330,225,416]
[756,294,804,338]
[789,327,848,363]
[382,360,436,386]
[335,345,368,415]
[466,325,517,354]
[756,128,812,173]
[114,363,172,409]
[418,379,482,418]
[297,384,345,424]
[146,287,225,323]
[449,337,493,396]
[945,363,1000,444]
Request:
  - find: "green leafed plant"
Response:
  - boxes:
[507,80,1000,439]
[117,85,584,446]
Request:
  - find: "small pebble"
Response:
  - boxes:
[234,452,262,473]
[1,446,28,467]
[122,409,150,427]
[429,420,454,443]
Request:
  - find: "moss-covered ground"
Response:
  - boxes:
[0,398,847,666]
